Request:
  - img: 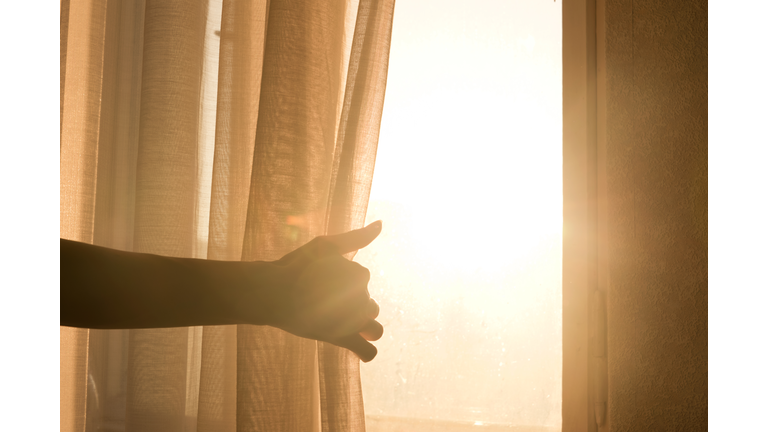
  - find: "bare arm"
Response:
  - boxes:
[60,221,384,361]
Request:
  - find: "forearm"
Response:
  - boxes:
[60,239,275,329]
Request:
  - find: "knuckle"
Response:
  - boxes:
[304,237,339,260]
[343,261,369,280]
[309,237,329,252]
[350,262,370,278]
[312,236,329,247]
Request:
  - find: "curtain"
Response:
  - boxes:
[60,0,395,430]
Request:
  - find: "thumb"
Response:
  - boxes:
[324,220,382,255]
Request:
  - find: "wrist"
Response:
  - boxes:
[231,260,288,327]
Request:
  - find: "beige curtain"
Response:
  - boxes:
[60,0,395,430]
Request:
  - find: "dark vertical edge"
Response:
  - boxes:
[586,0,599,430]
[562,0,592,430]
[594,0,610,429]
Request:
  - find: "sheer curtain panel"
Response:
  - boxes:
[59,0,395,431]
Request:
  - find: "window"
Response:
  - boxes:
[356,1,563,429]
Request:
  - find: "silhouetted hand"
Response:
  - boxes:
[256,221,384,362]
[61,222,385,361]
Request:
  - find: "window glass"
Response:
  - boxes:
[357,0,562,429]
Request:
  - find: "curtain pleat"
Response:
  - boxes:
[207,0,268,263]
[122,2,212,431]
[197,1,268,431]
[325,0,394,239]
[236,1,358,429]
[319,1,395,430]
[197,325,238,432]
[132,0,210,258]
[84,2,145,431]
[60,0,109,243]
[92,0,145,252]
[60,1,111,431]
[60,0,396,430]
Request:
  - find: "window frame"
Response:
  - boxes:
[562,0,607,431]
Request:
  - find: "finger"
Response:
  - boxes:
[359,319,384,341]
[366,298,380,319]
[324,220,382,255]
[333,333,378,362]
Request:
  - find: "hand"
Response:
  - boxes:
[266,221,384,362]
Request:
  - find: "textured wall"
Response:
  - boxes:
[604,0,708,430]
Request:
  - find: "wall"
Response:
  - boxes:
[604,0,708,430]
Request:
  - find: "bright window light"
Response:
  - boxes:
[357,0,562,429]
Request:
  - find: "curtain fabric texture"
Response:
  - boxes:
[60,0,395,430]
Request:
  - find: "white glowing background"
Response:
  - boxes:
[356,0,562,429]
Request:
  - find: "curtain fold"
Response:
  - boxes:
[60,0,395,430]
[318,1,394,431]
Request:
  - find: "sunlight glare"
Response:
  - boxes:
[357,0,562,428]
